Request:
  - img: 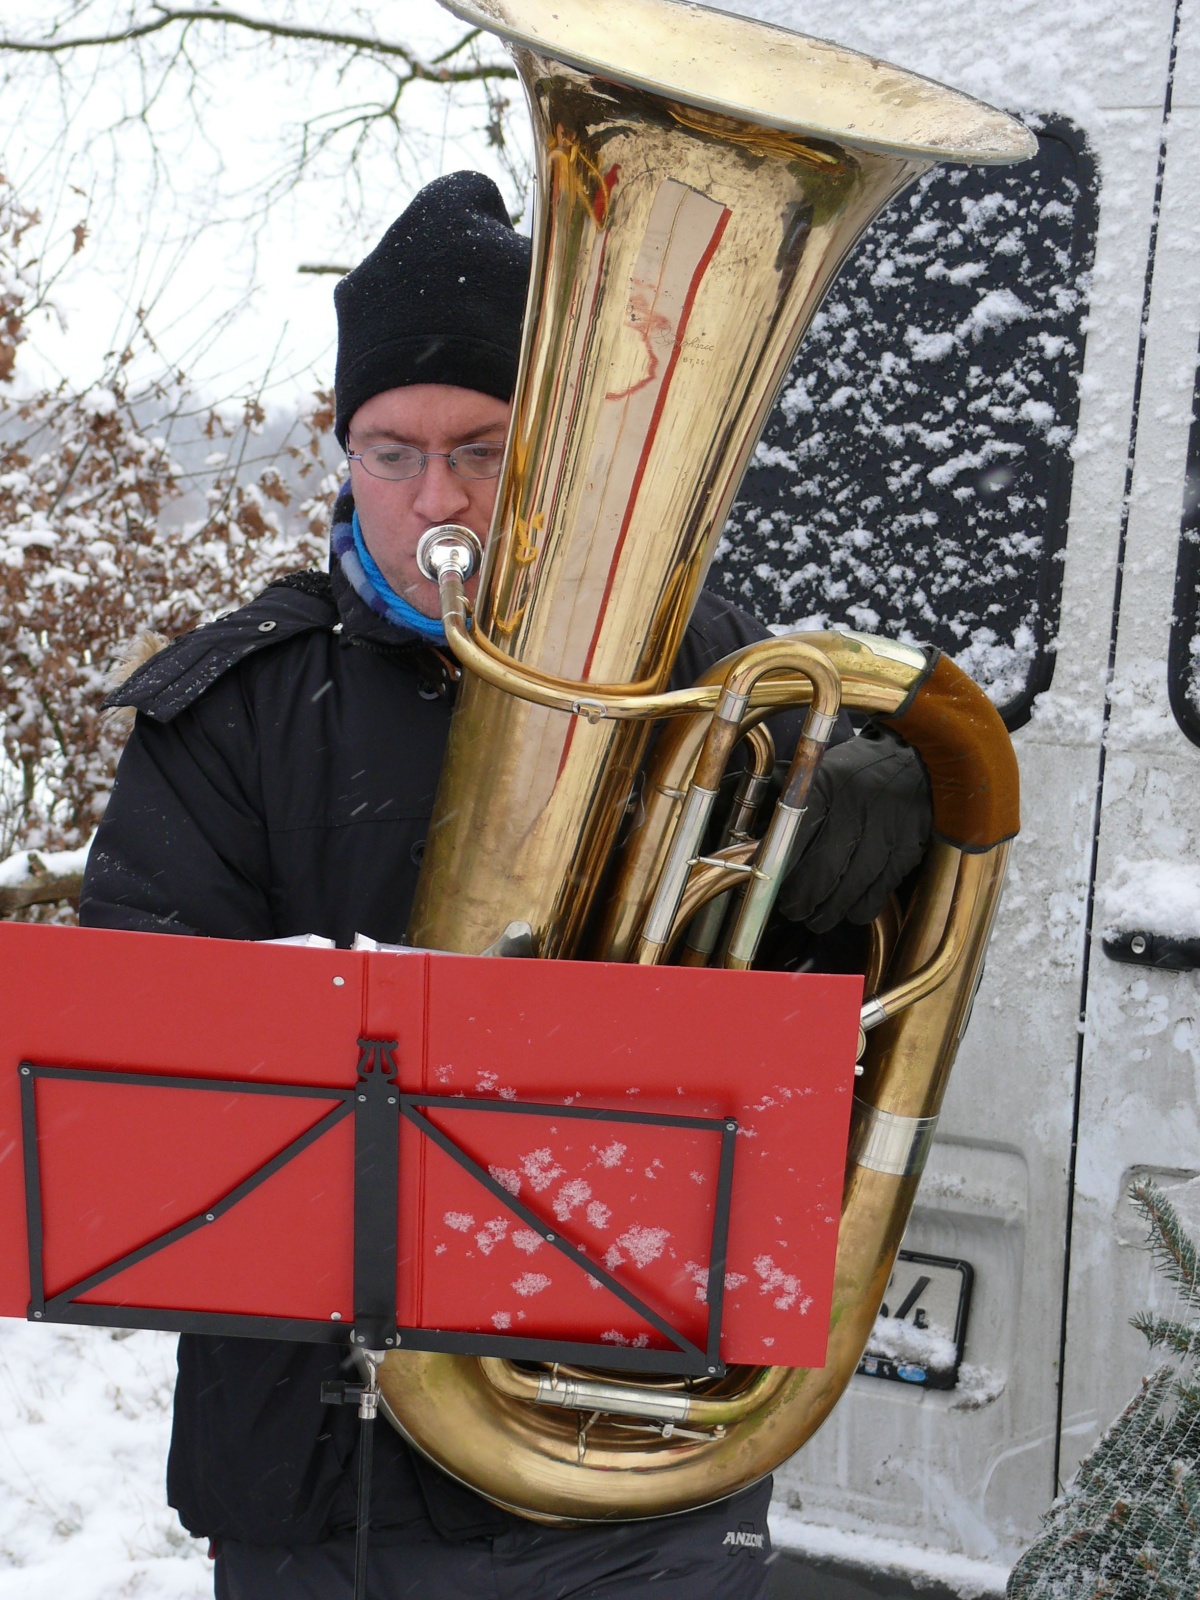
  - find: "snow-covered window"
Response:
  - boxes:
[1168,334,1200,748]
[713,118,1096,730]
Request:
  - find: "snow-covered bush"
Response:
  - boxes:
[0,178,336,883]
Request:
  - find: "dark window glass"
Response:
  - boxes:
[1169,334,1200,747]
[712,118,1097,729]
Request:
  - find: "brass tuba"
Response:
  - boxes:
[377,0,1031,1522]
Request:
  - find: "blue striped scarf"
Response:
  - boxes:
[330,498,448,644]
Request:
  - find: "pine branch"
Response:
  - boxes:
[0,6,518,87]
[1008,1174,1200,1600]
[1132,1311,1200,1357]
[1131,1181,1200,1311]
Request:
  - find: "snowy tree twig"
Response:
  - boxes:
[0,175,339,893]
[0,846,88,912]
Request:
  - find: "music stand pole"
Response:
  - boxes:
[321,1349,384,1600]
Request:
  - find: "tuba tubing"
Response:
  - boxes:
[378,636,1017,1522]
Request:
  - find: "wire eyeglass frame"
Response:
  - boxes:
[346,442,505,482]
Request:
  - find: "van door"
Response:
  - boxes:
[722,0,1184,1576]
[1057,0,1200,1489]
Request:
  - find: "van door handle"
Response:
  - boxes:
[1102,931,1200,971]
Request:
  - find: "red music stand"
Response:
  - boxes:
[0,922,862,1373]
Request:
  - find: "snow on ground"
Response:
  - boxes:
[770,1505,1010,1598]
[0,1316,1012,1599]
[0,1322,210,1599]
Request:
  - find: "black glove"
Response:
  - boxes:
[775,724,932,934]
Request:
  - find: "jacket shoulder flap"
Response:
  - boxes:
[105,573,338,724]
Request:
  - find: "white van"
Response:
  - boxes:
[720,0,1200,1590]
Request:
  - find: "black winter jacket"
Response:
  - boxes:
[80,553,819,1546]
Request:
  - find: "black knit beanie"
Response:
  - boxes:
[334,171,531,447]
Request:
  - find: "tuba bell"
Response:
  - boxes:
[376,0,1031,1522]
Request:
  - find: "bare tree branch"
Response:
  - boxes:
[0,3,527,230]
[0,6,517,87]
[0,9,179,53]
[0,864,83,912]
[0,848,85,912]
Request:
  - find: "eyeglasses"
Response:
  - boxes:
[346,442,505,482]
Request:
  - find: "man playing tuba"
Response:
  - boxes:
[82,171,930,1600]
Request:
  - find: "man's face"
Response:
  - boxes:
[347,383,512,619]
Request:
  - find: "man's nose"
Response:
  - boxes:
[412,457,471,522]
